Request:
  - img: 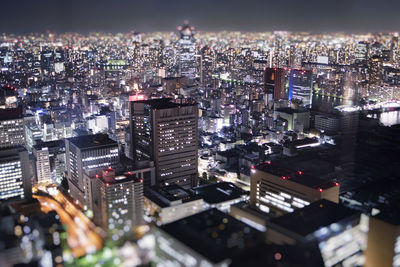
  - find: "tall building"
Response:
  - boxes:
[355,41,369,66]
[288,69,313,106]
[65,134,119,204]
[250,162,339,216]
[91,168,144,240]
[177,22,197,78]
[0,146,31,202]
[130,98,198,188]
[32,140,66,183]
[0,106,25,148]
[33,147,51,183]
[369,55,384,85]
[264,68,286,101]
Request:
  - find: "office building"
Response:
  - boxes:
[0,146,31,202]
[130,98,198,188]
[144,184,203,225]
[274,107,310,131]
[177,22,197,78]
[151,208,263,267]
[369,55,384,85]
[355,41,369,65]
[33,147,51,183]
[264,68,286,100]
[265,199,368,267]
[250,162,339,216]
[66,134,120,204]
[91,168,144,240]
[0,106,25,148]
[288,69,313,106]
[33,140,66,183]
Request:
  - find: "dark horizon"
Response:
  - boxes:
[2,0,400,34]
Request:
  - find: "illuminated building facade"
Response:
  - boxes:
[0,106,25,149]
[177,22,197,79]
[0,146,31,202]
[130,99,198,188]
[66,134,119,204]
[250,162,339,216]
[288,69,313,106]
[33,140,66,183]
[33,147,51,182]
[265,200,369,267]
[91,168,144,240]
[369,55,384,85]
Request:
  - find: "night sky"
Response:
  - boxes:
[2,0,400,33]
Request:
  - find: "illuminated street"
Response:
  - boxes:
[32,182,105,258]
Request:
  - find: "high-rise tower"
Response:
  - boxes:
[130,98,198,188]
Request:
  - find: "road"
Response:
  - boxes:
[32,182,105,258]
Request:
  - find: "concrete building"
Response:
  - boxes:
[66,134,119,204]
[130,98,198,188]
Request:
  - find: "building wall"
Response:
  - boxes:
[365,217,399,267]
[250,169,339,215]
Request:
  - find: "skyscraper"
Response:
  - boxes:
[288,69,313,106]
[0,146,31,202]
[130,98,198,188]
[0,106,25,148]
[65,134,120,204]
[264,68,286,101]
[177,22,197,79]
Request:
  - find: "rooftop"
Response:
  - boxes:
[159,208,262,263]
[0,106,23,121]
[96,168,142,185]
[144,184,199,208]
[192,182,248,204]
[255,161,337,190]
[269,199,360,238]
[133,98,196,110]
[275,107,309,114]
[67,134,118,149]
